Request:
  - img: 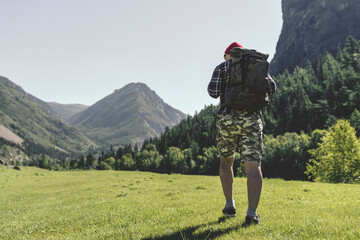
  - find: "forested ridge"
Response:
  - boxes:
[16,36,360,182]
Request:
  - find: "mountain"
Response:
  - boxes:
[69,82,187,147]
[1,78,60,118]
[0,76,95,155]
[270,0,360,76]
[47,102,88,122]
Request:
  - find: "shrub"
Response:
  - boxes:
[306,119,360,183]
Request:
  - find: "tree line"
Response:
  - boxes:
[47,118,360,183]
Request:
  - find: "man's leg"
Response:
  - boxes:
[219,156,235,200]
[216,111,238,216]
[244,161,262,223]
[220,156,236,217]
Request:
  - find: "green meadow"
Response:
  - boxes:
[0,166,359,240]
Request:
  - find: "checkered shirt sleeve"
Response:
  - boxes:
[208,61,229,99]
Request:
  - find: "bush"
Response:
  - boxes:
[121,154,135,170]
[97,157,115,170]
[306,119,360,183]
[39,158,51,170]
[97,161,112,170]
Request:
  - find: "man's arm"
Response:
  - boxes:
[208,64,223,99]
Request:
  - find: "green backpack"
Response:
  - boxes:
[222,47,271,111]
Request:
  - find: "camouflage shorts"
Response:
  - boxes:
[216,109,263,162]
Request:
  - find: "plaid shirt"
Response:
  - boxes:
[208,60,276,100]
[208,61,231,99]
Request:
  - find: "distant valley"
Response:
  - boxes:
[46,102,89,122]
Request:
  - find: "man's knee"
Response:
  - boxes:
[244,161,261,174]
[220,156,234,170]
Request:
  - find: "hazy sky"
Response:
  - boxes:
[0,0,282,115]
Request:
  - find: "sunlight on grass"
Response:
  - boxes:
[0,166,359,239]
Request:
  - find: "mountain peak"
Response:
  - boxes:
[114,82,157,97]
[69,82,186,147]
[117,82,149,91]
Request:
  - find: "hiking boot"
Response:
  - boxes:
[222,207,236,217]
[245,214,260,225]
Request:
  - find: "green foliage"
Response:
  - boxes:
[77,155,85,169]
[38,158,51,170]
[201,146,220,175]
[103,156,114,167]
[262,132,311,180]
[308,129,328,149]
[85,153,95,169]
[97,161,112,170]
[350,109,360,135]
[164,147,186,174]
[121,153,135,170]
[135,144,162,171]
[264,35,360,136]
[306,119,360,183]
[234,153,246,177]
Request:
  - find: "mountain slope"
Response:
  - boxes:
[3,78,60,118]
[69,82,187,146]
[47,102,88,122]
[270,0,360,76]
[0,76,95,154]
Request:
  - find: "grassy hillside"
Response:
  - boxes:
[0,76,95,155]
[1,166,359,239]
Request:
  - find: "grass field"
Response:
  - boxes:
[0,166,359,239]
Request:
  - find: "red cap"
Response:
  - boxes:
[225,42,243,54]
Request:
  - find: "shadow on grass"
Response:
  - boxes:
[141,216,250,240]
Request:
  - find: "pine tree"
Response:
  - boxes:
[116,147,123,160]
[85,153,95,169]
[78,155,85,169]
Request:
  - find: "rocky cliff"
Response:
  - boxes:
[270,0,360,76]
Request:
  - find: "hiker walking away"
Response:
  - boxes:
[208,42,276,225]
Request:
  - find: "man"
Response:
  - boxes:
[208,42,276,225]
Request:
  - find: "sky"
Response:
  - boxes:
[0,0,283,116]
